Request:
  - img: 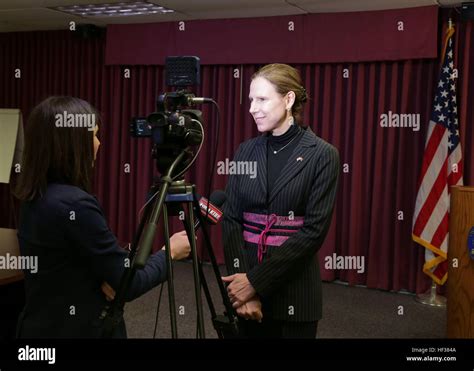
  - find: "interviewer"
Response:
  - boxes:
[13,96,190,338]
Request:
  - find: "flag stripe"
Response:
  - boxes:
[433,260,448,280]
[413,128,449,221]
[413,156,448,235]
[430,211,449,248]
[448,165,463,192]
[416,123,447,186]
[420,186,448,244]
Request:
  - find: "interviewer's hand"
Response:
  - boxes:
[101,281,115,301]
[167,230,192,260]
[236,296,263,322]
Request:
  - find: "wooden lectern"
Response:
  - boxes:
[447,186,474,338]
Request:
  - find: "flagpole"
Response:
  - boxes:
[415,281,446,307]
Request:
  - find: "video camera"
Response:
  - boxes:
[129,56,205,177]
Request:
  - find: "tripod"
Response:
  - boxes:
[101,150,240,338]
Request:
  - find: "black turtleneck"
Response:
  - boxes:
[266,124,304,193]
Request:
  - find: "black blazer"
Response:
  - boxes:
[16,183,167,338]
[222,127,339,322]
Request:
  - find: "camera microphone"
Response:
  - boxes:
[188,96,213,105]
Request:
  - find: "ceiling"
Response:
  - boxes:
[0,0,462,32]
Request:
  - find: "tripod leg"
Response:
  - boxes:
[197,260,221,338]
[101,183,159,338]
[186,201,206,338]
[191,189,240,338]
[181,211,218,338]
[163,204,178,338]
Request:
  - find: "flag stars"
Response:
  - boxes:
[448,132,459,150]
[430,42,459,133]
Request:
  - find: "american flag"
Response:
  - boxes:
[412,26,463,285]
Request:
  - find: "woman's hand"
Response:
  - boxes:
[236,296,263,322]
[168,230,192,260]
[222,273,256,308]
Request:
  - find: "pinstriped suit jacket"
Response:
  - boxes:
[222,127,339,322]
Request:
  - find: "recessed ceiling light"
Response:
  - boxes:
[53,1,175,17]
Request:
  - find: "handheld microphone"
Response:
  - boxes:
[194,190,226,229]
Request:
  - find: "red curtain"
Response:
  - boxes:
[1,10,473,293]
[105,6,438,65]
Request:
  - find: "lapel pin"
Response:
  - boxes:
[296,157,303,162]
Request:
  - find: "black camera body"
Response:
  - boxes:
[129,56,204,176]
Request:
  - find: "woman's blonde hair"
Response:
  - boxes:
[251,63,308,123]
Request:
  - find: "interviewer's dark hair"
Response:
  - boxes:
[252,63,308,123]
[13,96,99,201]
